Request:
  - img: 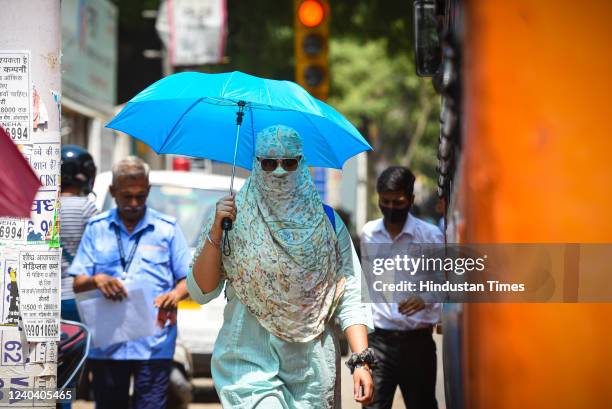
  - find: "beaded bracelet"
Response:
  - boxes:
[345,347,377,374]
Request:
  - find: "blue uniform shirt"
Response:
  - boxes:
[68,207,190,360]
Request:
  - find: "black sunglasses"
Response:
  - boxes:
[257,156,302,172]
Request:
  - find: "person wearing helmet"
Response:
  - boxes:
[60,145,99,322]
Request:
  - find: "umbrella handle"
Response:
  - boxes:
[222,218,232,231]
[221,218,232,256]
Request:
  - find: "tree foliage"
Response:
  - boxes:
[218,1,440,186]
[112,0,440,188]
[328,38,438,167]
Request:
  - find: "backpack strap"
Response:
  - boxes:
[322,204,336,231]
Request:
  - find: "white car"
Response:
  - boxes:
[93,170,245,376]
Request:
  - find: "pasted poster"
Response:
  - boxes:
[20,141,60,189]
[0,251,20,327]
[0,51,31,143]
[28,191,57,244]
[0,327,58,401]
[0,190,57,247]
[18,249,60,342]
[27,143,60,189]
[0,372,57,408]
[0,131,60,246]
[0,220,26,244]
[0,327,57,366]
[0,327,57,407]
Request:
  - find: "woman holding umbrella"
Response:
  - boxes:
[188,125,375,408]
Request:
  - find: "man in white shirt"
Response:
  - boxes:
[360,166,443,409]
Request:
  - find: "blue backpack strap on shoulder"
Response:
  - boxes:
[322,204,336,231]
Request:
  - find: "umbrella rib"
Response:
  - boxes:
[158,97,204,153]
[249,107,256,160]
[221,71,236,99]
[201,97,241,106]
[264,79,272,106]
[203,97,238,108]
[197,94,328,115]
[199,97,314,113]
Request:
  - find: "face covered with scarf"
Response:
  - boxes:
[221,125,344,342]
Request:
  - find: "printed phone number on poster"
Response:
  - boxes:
[23,323,58,339]
[2,126,29,141]
[0,225,23,241]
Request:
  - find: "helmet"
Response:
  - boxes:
[61,145,96,194]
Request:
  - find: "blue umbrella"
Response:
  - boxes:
[107,71,371,234]
[107,71,370,170]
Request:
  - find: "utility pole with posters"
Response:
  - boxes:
[0,1,62,407]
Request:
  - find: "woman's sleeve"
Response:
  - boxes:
[333,212,374,332]
[187,214,225,305]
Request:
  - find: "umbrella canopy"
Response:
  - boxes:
[107,71,371,170]
[0,127,41,218]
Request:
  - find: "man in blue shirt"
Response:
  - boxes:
[69,156,190,409]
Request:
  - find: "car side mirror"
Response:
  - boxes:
[414,0,441,76]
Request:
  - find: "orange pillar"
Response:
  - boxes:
[459,1,612,408]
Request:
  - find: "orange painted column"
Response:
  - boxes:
[459,1,612,408]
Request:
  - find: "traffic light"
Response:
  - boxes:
[294,0,329,100]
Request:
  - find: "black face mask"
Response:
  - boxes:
[380,205,410,225]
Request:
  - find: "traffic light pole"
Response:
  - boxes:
[294,0,330,100]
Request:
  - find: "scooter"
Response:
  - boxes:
[57,320,91,394]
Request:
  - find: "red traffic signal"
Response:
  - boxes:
[294,0,329,100]
[298,0,325,27]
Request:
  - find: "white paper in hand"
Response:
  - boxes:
[76,283,157,348]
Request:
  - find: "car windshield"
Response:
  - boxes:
[103,185,225,247]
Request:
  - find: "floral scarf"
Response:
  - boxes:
[222,125,344,342]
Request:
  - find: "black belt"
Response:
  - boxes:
[373,326,433,337]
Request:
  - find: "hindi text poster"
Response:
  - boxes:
[28,191,57,244]
[0,51,32,143]
[18,249,60,342]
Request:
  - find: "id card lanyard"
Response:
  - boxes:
[113,224,144,280]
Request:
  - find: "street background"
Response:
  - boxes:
[55,0,445,230]
[73,334,445,409]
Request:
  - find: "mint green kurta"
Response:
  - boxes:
[187,213,372,409]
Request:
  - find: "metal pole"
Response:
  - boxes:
[229,124,241,194]
[229,101,246,194]
[221,101,246,256]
